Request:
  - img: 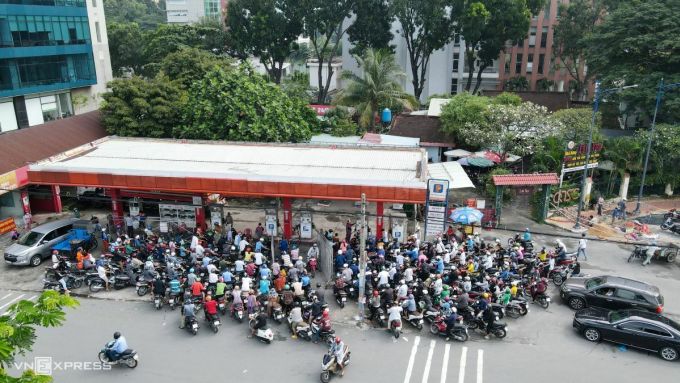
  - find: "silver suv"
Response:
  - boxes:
[4,218,78,266]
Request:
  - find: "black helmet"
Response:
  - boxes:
[113,331,121,339]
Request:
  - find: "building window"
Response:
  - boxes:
[95,22,101,43]
[526,54,533,73]
[529,27,537,47]
[504,53,511,74]
[541,26,549,48]
[515,53,523,74]
[92,0,96,6]
[1,54,96,92]
[454,34,460,45]
[538,54,545,74]
[452,52,459,73]
[204,0,219,18]
[544,0,552,19]
[2,15,91,48]
[451,78,458,95]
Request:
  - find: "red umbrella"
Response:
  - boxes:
[475,150,503,163]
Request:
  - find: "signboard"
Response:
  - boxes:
[159,222,168,233]
[129,198,140,217]
[265,213,277,236]
[0,217,16,235]
[159,203,197,228]
[391,219,405,241]
[300,212,313,239]
[192,196,203,206]
[425,179,449,239]
[209,205,223,228]
[309,104,335,116]
[563,143,603,169]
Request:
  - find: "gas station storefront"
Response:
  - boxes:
[27,137,429,239]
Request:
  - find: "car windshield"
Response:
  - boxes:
[608,311,630,323]
[17,231,42,247]
[585,277,605,290]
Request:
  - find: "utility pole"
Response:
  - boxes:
[357,193,367,323]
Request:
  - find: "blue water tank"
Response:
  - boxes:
[381,108,392,124]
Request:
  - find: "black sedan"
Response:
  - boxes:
[573,308,680,362]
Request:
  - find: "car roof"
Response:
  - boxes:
[621,310,680,333]
[602,275,660,295]
[32,218,78,234]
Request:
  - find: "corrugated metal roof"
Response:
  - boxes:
[0,111,107,174]
[309,134,362,145]
[427,161,475,189]
[492,173,559,186]
[31,137,427,189]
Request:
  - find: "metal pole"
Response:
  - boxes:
[635,79,664,214]
[575,81,601,229]
[357,193,367,322]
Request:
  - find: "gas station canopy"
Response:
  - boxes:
[28,137,428,203]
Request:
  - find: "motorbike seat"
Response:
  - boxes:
[121,349,134,356]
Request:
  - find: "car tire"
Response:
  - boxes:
[568,297,586,310]
[30,255,42,267]
[583,328,601,342]
[659,346,679,362]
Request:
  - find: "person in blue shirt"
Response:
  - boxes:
[405,294,417,314]
[259,264,271,279]
[466,236,475,251]
[335,250,346,271]
[259,277,270,295]
[406,248,418,262]
[106,332,128,361]
[523,228,531,242]
[349,262,359,276]
[202,255,212,268]
[255,238,264,253]
[222,269,233,285]
[279,238,289,254]
[169,278,182,295]
[436,256,444,274]
[301,273,311,290]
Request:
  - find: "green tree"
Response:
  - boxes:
[0,291,78,382]
[107,22,145,76]
[637,124,680,192]
[300,0,355,104]
[459,0,539,94]
[320,107,362,137]
[440,92,521,139]
[503,76,529,91]
[347,0,394,55]
[159,47,233,90]
[103,0,166,30]
[603,136,643,189]
[226,0,304,84]
[178,66,319,142]
[585,0,680,121]
[536,78,555,92]
[101,75,187,138]
[391,0,457,101]
[280,72,313,103]
[335,49,417,130]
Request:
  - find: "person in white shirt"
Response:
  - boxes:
[190,234,199,251]
[281,252,292,268]
[403,267,414,283]
[396,280,408,300]
[239,238,249,253]
[433,276,443,296]
[307,244,319,259]
[292,280,304,297]
[241,276,252,292]
[395,251,404,267]
[387,303,403,324]
[254,252,264,266]
[577,233,588,261]
[290,247,299,262]
[194,243,205,258]
[388,265,397,281]
[208,271,218,284]
[378,269,390,287]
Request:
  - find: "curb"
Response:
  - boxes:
[8,286,149,303]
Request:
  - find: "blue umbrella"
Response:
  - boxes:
[449,207,484,224]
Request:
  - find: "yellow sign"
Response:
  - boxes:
[0,171,18,196]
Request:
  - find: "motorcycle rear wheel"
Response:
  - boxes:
[125,358,138,368]
[320,371,331,383]
[89,281,104,293]
[552,274,564,286]
[539,298,549,309]
[451,331,469,342]
[430,324,439,335]
[72,279,83,289]
[494,328,507,339]
[468,321,478,330]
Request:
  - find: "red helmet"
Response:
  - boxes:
[373,290,379,297]
[335,336,341,343]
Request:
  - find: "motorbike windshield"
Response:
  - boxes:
[18,231,42,247]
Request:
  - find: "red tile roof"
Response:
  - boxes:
[0,111,107,174]
[492,173,559,186]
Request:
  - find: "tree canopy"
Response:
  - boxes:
[158,48,233,90]
[107,22,145,76]
[0,291,78,382]
[226,0,304,84]
[103,0,166,30]
[177,66,319,142]
[346,0,395,55]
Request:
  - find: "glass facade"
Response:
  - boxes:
[0,0,85,7]
[0,53,95,91]
[0,15,91,47]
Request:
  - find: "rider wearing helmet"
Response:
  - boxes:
[106,331,128,361]
[330,336,346,375]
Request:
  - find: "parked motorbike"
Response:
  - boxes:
[320,346,351,383]
[271,304,285,324]
[136,279,151,296]
[167,292,179,310]
[98,341,138,368]
[430,315,469,342]
[153,295,162,310]
[288,317,312,341]
[660,218,680,234]
[504,299,529,318]
[628,245,677,264]
[249,313,274,344]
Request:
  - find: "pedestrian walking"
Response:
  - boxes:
[22,211,32,230]
[124,214,134,238]
[345,220,353,242]
[577,233,588,261]
[597,196,604,216]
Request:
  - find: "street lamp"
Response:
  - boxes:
[574,81,638,229]
[634,79,680,214]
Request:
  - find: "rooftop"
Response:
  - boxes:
[492,173,559,186]
[29,137,428,190]
[389,114,454,147]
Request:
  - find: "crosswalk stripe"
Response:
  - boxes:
[458,347,468,383]
[0,293,12,301]
[477,350,483,383]
[0,294,25,311]
[421,340,436,383]
[440,344,451,383]
[403,336,421,383]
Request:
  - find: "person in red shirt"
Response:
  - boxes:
[204,295,218,320]
[245,262,257,277]
[191,280,204,298]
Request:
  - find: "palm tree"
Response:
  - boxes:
[334,49,417,131]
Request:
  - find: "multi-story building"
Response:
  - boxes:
[497,0,589,97]
[0,0,112,132]
[165,0,226,24]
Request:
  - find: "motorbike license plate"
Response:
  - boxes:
[169,298,174,304]
[380,315,385,319]
[342,297,347,301]
[419,319,424,324]
[214,321,220,326]
[546,298,551,302]
[192,323,198,329]
[349,288,354,292]
[219,303,225,309]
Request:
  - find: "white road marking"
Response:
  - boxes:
[421,340,436,383]
[0,293,12,301]
[477,349,483,383]
[0,294,25,311]
[403,336,421,383]
[440,344,451,383]
[458,347,468,383]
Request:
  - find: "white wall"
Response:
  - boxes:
[0,101,18,133]
[308,61,342,92]
[25,98,44,126]
[73,0,113,114]
[426,147,441,163]
[166,0,205,24]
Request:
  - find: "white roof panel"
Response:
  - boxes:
[427,161,475,189]
[30,138,427,189]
